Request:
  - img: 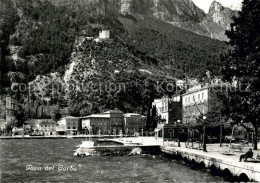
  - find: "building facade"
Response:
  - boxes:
[24,119,56,136]
[81,110,124,135]
[182,81,228,125]
[56,118,67,135]
[182,85,209,125]
[38,120,57,136]
[99,30,110,39]
[5,96,17,123]
[120,0,131,14]
[82,113,110,135]
[0,118,7,135]
[152,95,182,124]
[65,116,82,135]
[123,113,146,135]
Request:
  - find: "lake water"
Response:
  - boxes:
[0,139,226,182]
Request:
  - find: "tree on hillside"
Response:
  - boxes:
[50,105,61,122]
[220,0,260,150]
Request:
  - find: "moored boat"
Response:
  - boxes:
[74,141,95,156]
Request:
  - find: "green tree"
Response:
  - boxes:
[220,0,260,150]
[50,105,61,122]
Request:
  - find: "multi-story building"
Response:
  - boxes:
[82,113,110,135]
[0,96,5,119]
[182,85,209,125]
[182,81,228,125]
[123,113,146,135]
[153,95,182,139]
[56,118,67,135]
[55,117,82,135]
[24,119,56,136]
[65,116,82,135]
[81,110,124,135]
[152,95,182,124]
[0,118,7,134]
[5,96,17,123]
[38,120,57,136]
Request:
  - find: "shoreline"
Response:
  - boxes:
[0,135,124,139]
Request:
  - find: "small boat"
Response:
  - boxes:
[74,141,95,156]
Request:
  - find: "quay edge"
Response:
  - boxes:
[161,146,260,182]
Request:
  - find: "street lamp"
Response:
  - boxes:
[202,116,207,152]
[142,128,143,143]
[177,120,181,147]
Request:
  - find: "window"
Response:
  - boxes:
[188,97,190,103]
[185,97,187,104]
[198,94,200,100]
[202,93,204,100]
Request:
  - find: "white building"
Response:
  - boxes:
[99,30,110,39]
[121,0,131,14]
[152,95,181,124]
[182,81,228,125]
[182,85,209,124]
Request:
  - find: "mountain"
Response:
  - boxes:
[44,0,235,41]
[199,1,237,41]
[120,0,205,22]
[44,0,205,22]
[166,1,237,41]
[0,0,227,117]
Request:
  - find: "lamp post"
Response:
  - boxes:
[141,119,144,143]
[142,128,143,143]
[202,116,207,152]
[220,118,222,147]
[177,120,181,147]
[186,119,189,147]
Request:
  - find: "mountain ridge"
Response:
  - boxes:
[43,0,236,41]
[0,0,227,116]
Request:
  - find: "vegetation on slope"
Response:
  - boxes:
[119,15,227,78]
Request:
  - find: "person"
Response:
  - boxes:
[239,148,253,162]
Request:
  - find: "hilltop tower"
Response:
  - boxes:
[99,30,110,39]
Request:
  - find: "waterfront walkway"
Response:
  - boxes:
[110,137,260,181]
[129,137,260,181]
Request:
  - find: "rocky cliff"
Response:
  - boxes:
[120,0,205,22]
[45,0,236,41]
[199,1,237,41]
[44,0,205,22]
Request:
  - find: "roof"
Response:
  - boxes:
[82,114,110,118]
[104,110,123,114]
[153,99,162,103]
[182,85,208,96]
[124,113,142,117]
[65,116,80,119]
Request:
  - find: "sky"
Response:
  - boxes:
[192,0,243,13]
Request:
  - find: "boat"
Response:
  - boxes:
[74,141,95,156]
[74,126,95,156]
